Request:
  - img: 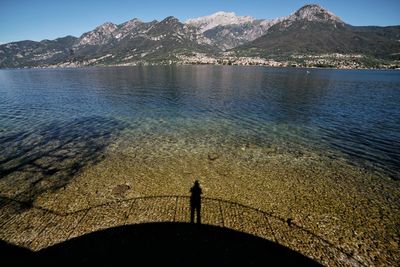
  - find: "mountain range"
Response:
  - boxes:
[1,4,399,68]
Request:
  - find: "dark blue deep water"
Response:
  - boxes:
[0,66,399,179]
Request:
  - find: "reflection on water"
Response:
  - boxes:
[0,116,126,203]
[0,66,399,179]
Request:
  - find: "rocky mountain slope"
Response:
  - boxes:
[69,16,213,65]
[186,11,286,50]
[186,11,255,33]
[0,4,399,68]
[0,36,77,68]
[235,5,400,61]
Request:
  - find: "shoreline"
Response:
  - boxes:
[1,62,400,71]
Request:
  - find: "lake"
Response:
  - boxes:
[1,66,399,180]
[1,65,400,265]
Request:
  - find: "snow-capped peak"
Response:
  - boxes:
[186,11,255,33]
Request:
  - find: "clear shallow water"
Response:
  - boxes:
[0,66,399,179]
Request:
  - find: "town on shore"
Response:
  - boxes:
[41,52,400,70]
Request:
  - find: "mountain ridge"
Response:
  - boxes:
[234,5,400,62]
[185,11,256,33]
[1,4,399,69]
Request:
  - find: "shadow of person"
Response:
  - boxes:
[190,180,202,224]
[0,223,322,266]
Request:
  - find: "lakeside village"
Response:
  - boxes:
[175,52,400,69]
[40,52,400,70]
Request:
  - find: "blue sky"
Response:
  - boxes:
[1,0,399,44]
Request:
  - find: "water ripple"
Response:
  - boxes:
[0,66,399,179]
